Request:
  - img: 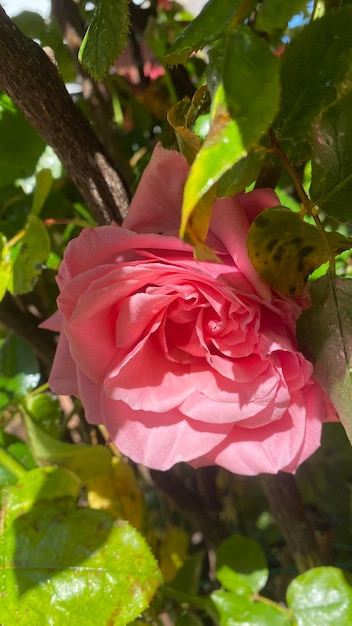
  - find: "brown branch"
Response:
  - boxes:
[0,5,130,225]
[261,472,324,572]
[150,468,228,547]
[51,0,133,186]
[0,294,57,372]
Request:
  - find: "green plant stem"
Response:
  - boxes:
[0,447,27,479]
[261,472,324,573]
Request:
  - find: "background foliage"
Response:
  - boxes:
[1,0,352,624]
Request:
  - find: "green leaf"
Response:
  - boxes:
[0,506,162,626]
[180,28,279,246]
[31,168,53,216]
[79,0,130,81]
[171,550,205,595]
[217,151,264,198]
[310,92,352,223]
[247,207,352,296]
[222,26,280,148]
[10,214,50,295]
[164,0,251,66]
[0,93,45,188]
[0,333,40,409]
[297,274,352,444]
[2,466,81,529]
[0,235,11,301]
[255,0,308,39]
[24,393,62,437]
[211,590,291,626]
[287,567,352,625]
[216,534,268,594]
[23,413,113,481]
[275,6,352,151]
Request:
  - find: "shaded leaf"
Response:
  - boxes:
[275,6,352,151]
[310,92,352,223]
[255,0,308,39]
[287,567,352,625]
[247,207,352,296]
[0,94,44,188]
[0,333,40,409]
[297,274,352,444]
[0,506,162,626]
[217,151,265,198]
[79,0,130,81]
[164,0,252,66]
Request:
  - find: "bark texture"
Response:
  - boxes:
[0,5,130,225]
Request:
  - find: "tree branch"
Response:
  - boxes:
[0,5,130,225]
[261,472,324,572]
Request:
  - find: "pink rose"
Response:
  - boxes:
[43,144,335,475]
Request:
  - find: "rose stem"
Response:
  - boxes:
[261,472,324,572]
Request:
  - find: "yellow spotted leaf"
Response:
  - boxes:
[247,207,352,296]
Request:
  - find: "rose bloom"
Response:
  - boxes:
[43,144,335,475]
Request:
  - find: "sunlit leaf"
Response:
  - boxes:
[167,97,201,165]
[222,26,280,148]
[2,466,81,529]
[216,534,268,594]
[0,506,162,626]
[211,590,290,626]
[87,457,144,530]
[287,567,352,626]
[79,0,130,81]
[23,414,112,481]
[31,168,53,217]
[297,275,352,444]
[0,235,11,301]
[9,215,50,295]
[181,28,279,248]
[247,207,352,296]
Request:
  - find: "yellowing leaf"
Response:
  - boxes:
[167,98,201,166]
[159,526,189,583]
[168,87,210,165]
[87,458,144,529]
[180,185,220,262]
[247,207,352,296]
